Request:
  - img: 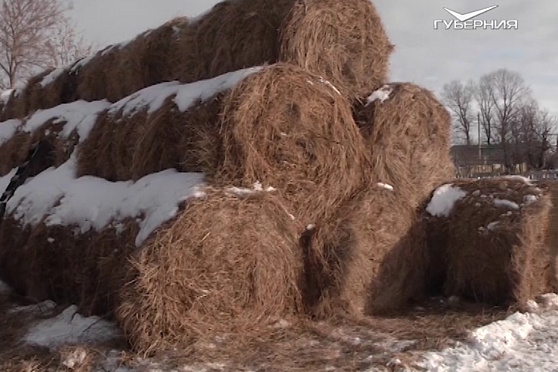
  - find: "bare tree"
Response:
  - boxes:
[482,69,531,172]
[474,75,496,145]
[0,0,90,89]
[44,17,94,68]
[442,80,475,145]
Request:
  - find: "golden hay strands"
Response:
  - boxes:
[279,0,393,99]
[301,186,427,318]
[116,189,305,354]
[179,0,392,100]
[76,95,223,182]
[355,83,455,209]
[424,178,554,306]
[216,63,370,225]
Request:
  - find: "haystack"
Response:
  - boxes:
[424,177,554,306]
[77,93,224,182]
[301,183,427,318]
[182,0,392,99]
[355,83,455,208]
[0,18,189,121]
[216,64,370,225]
[117,189,304,354]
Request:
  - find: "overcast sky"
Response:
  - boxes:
[71,0,557,114]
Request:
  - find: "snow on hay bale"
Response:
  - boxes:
[117,188,304,353]
[0,100,109,177]
[76,67,261,182]
[355,83,455,208]
[183,0,392,100]
[424,177,554,306]
[78,64,369,225]
[0,18,189,121]
[1,0,392,121]
[300,183,427,318]
[0,154,205,314]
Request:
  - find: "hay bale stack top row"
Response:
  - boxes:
[0,0,392,121]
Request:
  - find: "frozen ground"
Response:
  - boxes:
[1,279,558,371]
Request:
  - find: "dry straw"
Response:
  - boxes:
[117,189,305,354]
[216,63,370,225]
[425,178,554,306]
[355,83,455,209]
[1,0,392,121]
[301,185,428,318]
[77,95,223,182]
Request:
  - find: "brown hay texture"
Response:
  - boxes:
[180,0,392,100]
[424,177,554,306]
[117,189,304,354]
[77,92,224,182]
[0,18,189,121]
[1,0,391,121]
[301,184,427,318]
[355,83,455,209]
[216,64,370,225]
[279,0,393,99]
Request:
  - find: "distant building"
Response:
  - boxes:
[451,144,527,177]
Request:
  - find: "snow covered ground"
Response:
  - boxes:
[416,294,558,372]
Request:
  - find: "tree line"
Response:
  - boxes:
[441,69,557,171]
[0,0,93,89]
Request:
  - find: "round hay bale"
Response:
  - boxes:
[355,83,455,208]
[424,178,554,306]
[279,0,393,99]
[117,189,304,354]
[302,185,427,318]
[179,0,392,100]
[217,64,370,225]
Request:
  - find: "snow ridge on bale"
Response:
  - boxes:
[424,178,555,306]
[0,17,190,121]
[5,154,205,247]
[77,67,262,182]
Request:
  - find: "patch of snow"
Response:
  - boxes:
[40,67,65,87]
[523,194,538,205]
[377,182,394,191]
[366,85,393,105]
[487,221,500,230]
[306,224,316,230]
[6,154,205,247]
[23,100,110,143]
[418,295,558,372]
[226,181,276,197]
[493,198,520,210]
[24,305,119,350]
[0,119,23,147]
[11,300,57,315]
[70,55,95,73]
[62,347,88,369]
[426,184,466,217]
[111,67,262,117]
[502,175,533,185]
[0,168,17,194]
[317,77,341,95]
[1,89,13,103]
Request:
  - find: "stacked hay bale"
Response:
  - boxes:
[0,0,460,356]
[1,0,392,121]
[300,83,455,317]
[423,178,555,306]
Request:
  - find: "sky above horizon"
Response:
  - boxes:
[70,0,557,115]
